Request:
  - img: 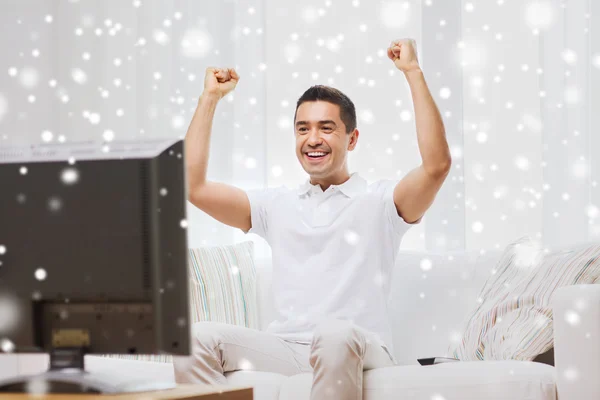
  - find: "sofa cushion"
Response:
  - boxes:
[449,236,600,362]
[226,370,286,400]
[276,361,555,400]
[105,241,259,363]
[389,249,503,365]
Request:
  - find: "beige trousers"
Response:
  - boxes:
[172,319,395,400]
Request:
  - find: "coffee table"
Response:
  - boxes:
[0,384,253,399]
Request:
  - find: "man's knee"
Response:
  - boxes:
[173,322,224,373]
[188,321,231,352]
[311,319,366,358]
[173,321,230,384]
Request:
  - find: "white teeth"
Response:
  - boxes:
[308,152,327,157]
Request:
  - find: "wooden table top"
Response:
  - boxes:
[1,384,253,400]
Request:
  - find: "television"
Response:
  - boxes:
[0,138,191,393]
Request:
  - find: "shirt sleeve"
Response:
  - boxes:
[244,186,286,240]
[378,179,422,236]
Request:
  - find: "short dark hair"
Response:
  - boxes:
[294,85,357,134]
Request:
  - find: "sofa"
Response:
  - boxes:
[2,248,599,399]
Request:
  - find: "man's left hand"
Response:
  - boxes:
[387,39,420,73]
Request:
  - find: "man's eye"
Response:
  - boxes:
[322,127,332,131]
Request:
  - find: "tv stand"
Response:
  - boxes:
[0,347,176,394]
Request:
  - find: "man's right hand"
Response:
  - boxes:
[203,67,239,100]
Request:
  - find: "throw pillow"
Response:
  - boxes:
[104,240,259,362]
[188,240,259,329]
[449,235,600,362]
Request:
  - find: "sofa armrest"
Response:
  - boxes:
[552,284,600,400]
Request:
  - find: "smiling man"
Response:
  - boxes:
[174,39,451,400]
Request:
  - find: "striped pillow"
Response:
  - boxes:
[187,241,259,329]
[449,236,600,361]
[104,241,258,363]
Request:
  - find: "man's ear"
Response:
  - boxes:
[348,129,359,150]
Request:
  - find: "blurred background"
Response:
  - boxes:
[0,0,598,257]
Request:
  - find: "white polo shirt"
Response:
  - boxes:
[245,172,419,353]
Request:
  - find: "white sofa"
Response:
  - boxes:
[2,249,599,399]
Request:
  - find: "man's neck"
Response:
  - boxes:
[310,171,351,192]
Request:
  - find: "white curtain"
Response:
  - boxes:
[0,0,597,255]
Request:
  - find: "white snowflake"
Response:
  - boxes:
[344,230,360,245]
[326,38,340,52]
[593,54,600,69]
[88,113,101,125]
[564,310,580,326]
[476,132,488,143]
[439,87,451,99]
[26,378,49,394]
[563,367,579,382]
[153,29,170,45]
[586,205,599,219]
[35,268,47,281]
[525,1,555,30]
[380,2,410,29]
[301,7,319,24]
[180,29,213,59]
[19,67,39,89]
[171,115,185,129]
[561,49,577,65]
[522,114,543,133]
[48,197,63,212]
[271,166,283,177]
[284,42,301,64]
[571,159,588,179]
[400,110,412,122]
[514,156,530,171]
[359,109,374,124]
[1,338,15,353]
[60,168,80,185]
[420,258,433,271]
[277,116,291,129]
[244,157,257,169]
[102,130,115,142]
[71,68,87,84]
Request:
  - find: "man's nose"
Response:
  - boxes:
[307,130,322,145]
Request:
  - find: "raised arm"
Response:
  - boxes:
[185,67,251,232]
[386,39,451,224]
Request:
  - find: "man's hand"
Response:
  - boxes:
[387,39,420,73]
[203,67,240,100]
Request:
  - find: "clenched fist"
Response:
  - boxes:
[203,67,239,99]
[387,39,420,73]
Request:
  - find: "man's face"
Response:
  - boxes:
[294,101,358,179]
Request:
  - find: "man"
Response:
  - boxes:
[174,39,451,399]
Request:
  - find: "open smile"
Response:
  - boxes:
[304,151,330,163]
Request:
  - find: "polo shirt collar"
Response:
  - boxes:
[297,172,366,198]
